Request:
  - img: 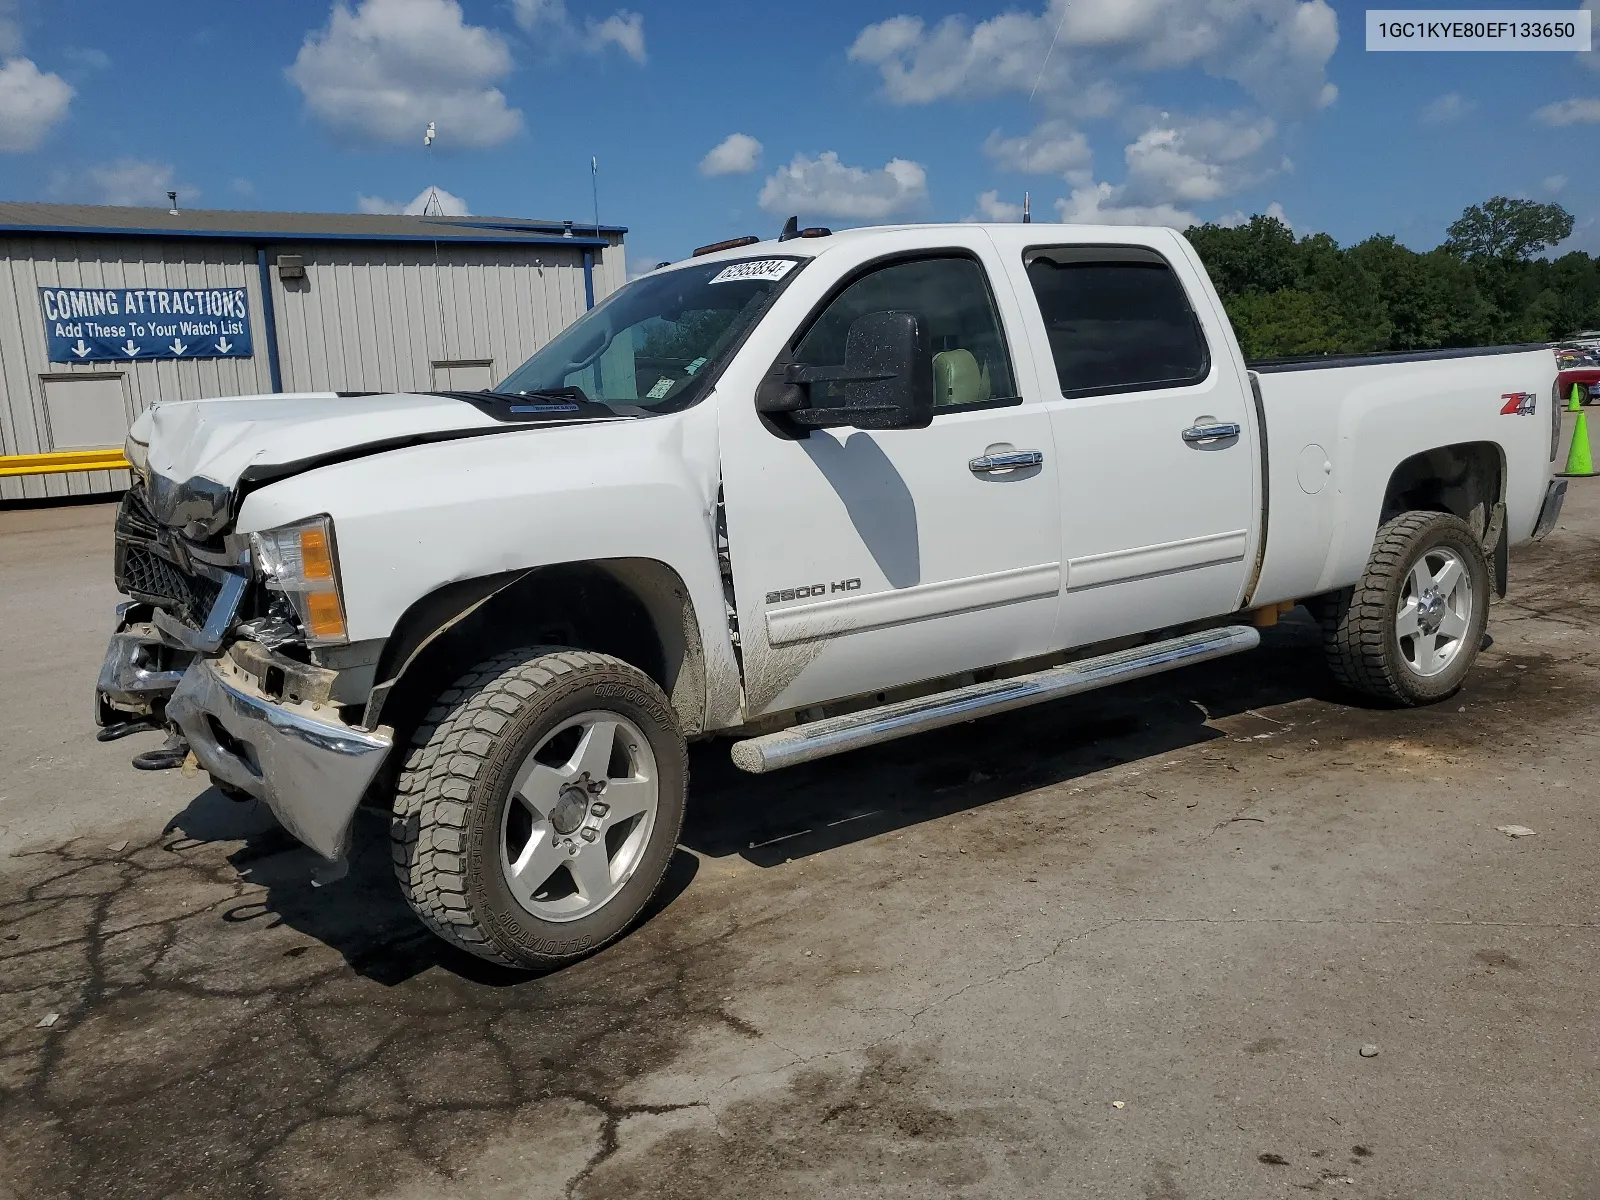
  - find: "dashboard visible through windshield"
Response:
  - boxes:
[494,257,804,413]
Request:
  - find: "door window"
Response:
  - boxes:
[794,255,1019,412]
[1024,249,1210,398]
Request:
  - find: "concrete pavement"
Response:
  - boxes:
[1,463,1596,1199]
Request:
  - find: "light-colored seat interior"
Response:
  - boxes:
[932,348,991,407]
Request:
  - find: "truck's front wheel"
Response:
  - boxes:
[1319,510,1490,706]
[391,648,686,969]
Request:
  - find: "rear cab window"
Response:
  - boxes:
[1022,246,1211,398]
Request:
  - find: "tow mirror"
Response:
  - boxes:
[756,311,933,431]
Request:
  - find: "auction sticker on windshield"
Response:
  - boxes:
[709,259,797,284]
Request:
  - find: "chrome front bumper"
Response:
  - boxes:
[97,623,191,715]
[166,657,393,860]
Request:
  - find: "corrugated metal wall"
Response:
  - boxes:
[0,238,273,500]
[0,233,625,502]
[270,240,624,394]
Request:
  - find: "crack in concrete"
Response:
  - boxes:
[0,818,767,1200]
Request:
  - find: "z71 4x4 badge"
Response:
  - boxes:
[1500,391,1537,416]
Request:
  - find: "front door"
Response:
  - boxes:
[1003,235,1260,646]
[717,237,1063,717]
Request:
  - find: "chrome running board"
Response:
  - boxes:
[730,625,1261,774]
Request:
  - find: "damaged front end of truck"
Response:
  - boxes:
[96,464,393,870]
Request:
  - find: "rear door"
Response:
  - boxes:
[716,232,1063,717]
[996,231,1260,646]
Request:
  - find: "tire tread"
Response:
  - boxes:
[390,647,675,967]
[1319,510,1487,706]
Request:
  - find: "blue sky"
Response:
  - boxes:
[1,0,1597,270]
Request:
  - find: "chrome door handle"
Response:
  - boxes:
[1181,422,1241,444]
[968,449,1044,473]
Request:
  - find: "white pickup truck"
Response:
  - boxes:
[97,221,1566,968]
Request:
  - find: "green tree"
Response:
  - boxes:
[1296,232,1392,351]
[1184,215,1299,296]
[1443,197,1575,263]
[1223,290,1350,358]
[1186,199,1595,357]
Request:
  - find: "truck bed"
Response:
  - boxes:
[1245,344,1556,610]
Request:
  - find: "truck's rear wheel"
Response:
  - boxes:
[391,647,686,969]
[1318,511,1490,706]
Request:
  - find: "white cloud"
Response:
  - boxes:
[848,0,1339,115]
[230,177,256,197]
[969,189,1024,222]
[1011,109,1277,233]
[1544,174,1568,194]
[357,185,469,214]
[757,151,928,221]
[288,0,522,148]
[1533,97,1600,125]
[511,0,647,63]
[1420,92,1474,125]
[1120,111,1277,205]
[1218,201,1292,230]
[983,119,1092,178]
[587,11,644,61]
[0,57,73,151]
[700,132,762,176]
[1056,182,1197,228]
[51,160,198,207]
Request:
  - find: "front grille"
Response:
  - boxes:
[113,486,224,627]
[114,486,160,542]
[120,545,221,625]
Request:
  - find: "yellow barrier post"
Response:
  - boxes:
[0,449,131,478]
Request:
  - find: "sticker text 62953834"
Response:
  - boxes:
[709,259,797,285]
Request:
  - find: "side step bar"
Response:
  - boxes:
[730,624,1261,774]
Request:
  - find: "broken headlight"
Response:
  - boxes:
[249,515,349,645]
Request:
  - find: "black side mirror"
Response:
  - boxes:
[756,311,933,431]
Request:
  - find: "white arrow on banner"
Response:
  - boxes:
[71,339,91,358]
[216,336,233,354]
[120,340,140,357]
[169,338,188,355]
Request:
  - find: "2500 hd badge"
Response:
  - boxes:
[766,578,862,604]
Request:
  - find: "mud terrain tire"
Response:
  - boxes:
[391,647,686,969]
[1319,511,1490,706]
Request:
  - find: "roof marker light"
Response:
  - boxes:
[692,235,759,257]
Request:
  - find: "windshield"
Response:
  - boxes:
[494,257,803,412]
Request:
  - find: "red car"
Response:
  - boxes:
[1556,345,1600,405]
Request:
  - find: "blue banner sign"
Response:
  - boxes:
[40,286,253,363]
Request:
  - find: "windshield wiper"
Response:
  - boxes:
[491,385,588,402]
[480,386,649,419]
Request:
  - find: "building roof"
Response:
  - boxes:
[0,202,625,247]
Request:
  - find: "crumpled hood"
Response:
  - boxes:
[131,390,619,494]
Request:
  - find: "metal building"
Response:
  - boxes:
[0,203,627,501]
